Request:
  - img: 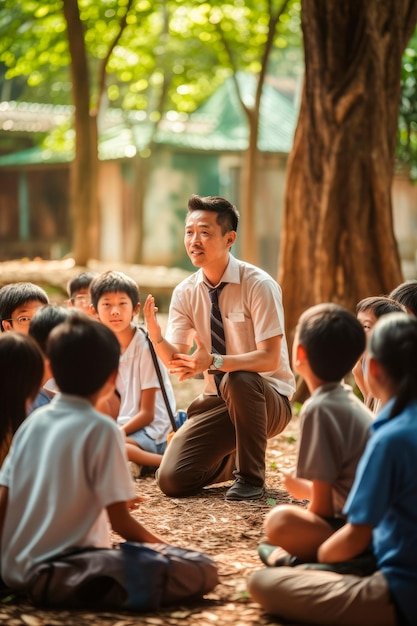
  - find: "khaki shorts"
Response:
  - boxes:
[248,567,398,626]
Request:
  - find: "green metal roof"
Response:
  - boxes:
[157,73,297,153]
[0,146,72,166]
[0,73,297,167]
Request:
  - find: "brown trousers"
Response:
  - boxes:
[156,371,292,497]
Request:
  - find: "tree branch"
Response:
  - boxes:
[94,0,134,115]
[255,0,291,111]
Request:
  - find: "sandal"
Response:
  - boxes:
[257,543,301,567]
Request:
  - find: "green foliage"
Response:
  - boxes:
[284,435,297,444]
[398,27,417,181]
[0,1,70,102]
[0,0,303,160]
[0,0,302,112]
[291,401,302,416]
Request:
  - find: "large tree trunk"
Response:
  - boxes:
[63,0,99,265]
[278,0,417,342]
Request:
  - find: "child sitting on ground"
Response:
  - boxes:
[257,303,373,568]
[90,271,175,476]
[67,271,97,317]
[0,282,49,334]
[249,312,417,626]
[0,315,162,583]
[0,332,43,466]
[28,304,72,412]
[352,296,404,411]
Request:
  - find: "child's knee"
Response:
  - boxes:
[264,504,297,540]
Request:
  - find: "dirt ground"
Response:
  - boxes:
[0,259,304,626]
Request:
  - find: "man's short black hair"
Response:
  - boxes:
[67,272,97,301]
[47,314,120,397]
[297,303,366,382]
[90,270,139,311]
[187,194,240,234]
[29,304,73,353]
[0,282,49,332]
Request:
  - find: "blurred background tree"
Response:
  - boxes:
[0,0,301,264]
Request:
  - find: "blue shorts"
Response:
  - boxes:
[128,428,167,455]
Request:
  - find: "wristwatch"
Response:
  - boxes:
[211,353,224,370]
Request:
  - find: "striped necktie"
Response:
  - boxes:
[208,283,226,393]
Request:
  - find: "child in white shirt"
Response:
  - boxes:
[91,271,175,473]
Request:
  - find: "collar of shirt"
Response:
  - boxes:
[197,254,241,289]
[371,397,396,433]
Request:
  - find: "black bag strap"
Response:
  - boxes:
[139,327,178,431]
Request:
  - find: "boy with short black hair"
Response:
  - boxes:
[0,314,163,591]
[258,303,373,567]
[90,270,174,472]
[67,271,97,317]
[0,282,49,333]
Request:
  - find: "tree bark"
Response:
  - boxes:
[63,0,99,265]
[278,0,417,341]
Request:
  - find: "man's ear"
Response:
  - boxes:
[226,230,237,248]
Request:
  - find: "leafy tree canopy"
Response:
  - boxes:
[0,0,301,114]
[2,0,416,184]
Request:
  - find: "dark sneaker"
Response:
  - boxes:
[226,478,265,501]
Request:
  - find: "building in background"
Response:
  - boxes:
[1,75,416,279]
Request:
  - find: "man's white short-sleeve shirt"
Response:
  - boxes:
[166,254,295,398]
